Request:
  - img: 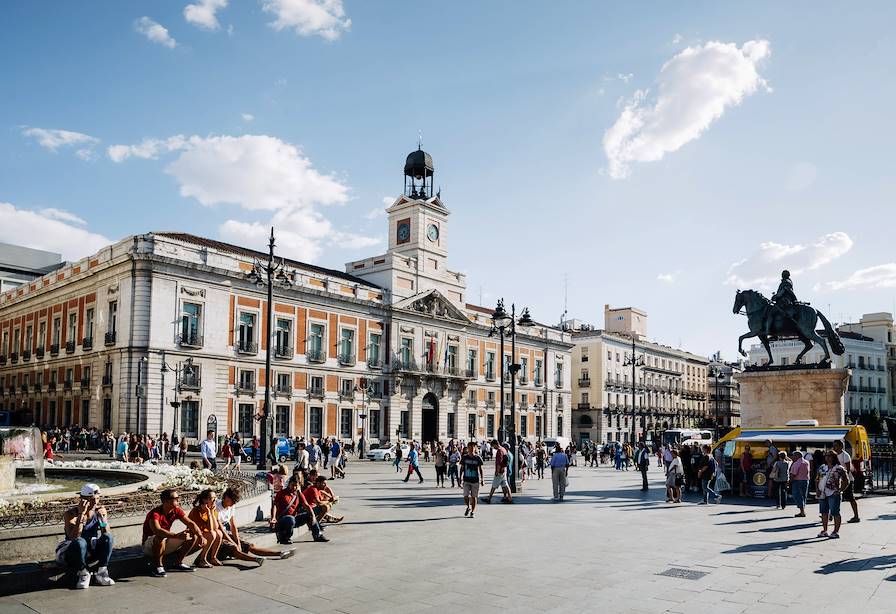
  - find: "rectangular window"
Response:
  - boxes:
[447,412,456,437]
[487,414,495,437]
[557,415,563,437]
[488,391,495,404]
[368,332,381,366]
[238,369,254,390]
[238,313,256,351]
[238,403,254,437]
[534,359,543,386]
[447,346,458,370]
[38,322,46,349]
[275,405,290,437]
[310,407,323,438]
[340,408,352,438]
[521,414,528,438]
[52,317,61,345]
[340,378,354,397]
[485,352,495,379]
[84,309,94,342]
[554,362,563,388]
[108,301,118,334]
[276,372,291,393]
[467,349,477,375]
[467,413,476,439]
[370,409,381,437]
[400,338,413,365]
[400,410,409,437]
[535,415,542,438]
[181,400,199,437]
[309,323,325,354]
[181,303,202,345]
[339,329,355,363]
[1,331,7,355]
[67,312,77,343]
[275,318,292,355]
[25,325,33,352]
[12,329,20,353]
[310,375,324,395]
[581,348,588,362]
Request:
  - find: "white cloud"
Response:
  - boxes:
[241,113,255,122]
[0,203,110,261]
[618,73,634,83]
[818,264,896,292]
[364,197,393,219]
[672,33,683,44]
[184,0,228,30]
[726,231,853,287]
[107,136,188,162]
[135,16,177,48]
[603,39,771,179]
[21,127,99,156]
[262,0,351,41]
[785,162,817,191]
[657,271,680,284]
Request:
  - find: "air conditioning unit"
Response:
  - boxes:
[785,419,819,427]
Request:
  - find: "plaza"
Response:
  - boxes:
[2,459,895,613]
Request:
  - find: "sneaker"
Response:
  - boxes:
[698,501,708,505]
[817,530,828,538]
[172,563,195,572]
[464,507,470,517]
[94,567,115,586]
[469,512,474,518]
[280,549,296,560]
[75,570,91,589]
[150,567,167,578]
[255,556,265,566]
[829,532,840,539]
[313,534,330,542]
[847,517,861,524]
[715,496,722,504]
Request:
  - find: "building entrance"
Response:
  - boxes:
[422,393,438,444]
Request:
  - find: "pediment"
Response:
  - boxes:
[393,289,469,323]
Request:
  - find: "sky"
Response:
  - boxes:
[2,1,895,359]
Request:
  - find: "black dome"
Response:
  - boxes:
[404,148,434,178]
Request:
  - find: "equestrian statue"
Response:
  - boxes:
[733,270,845,366]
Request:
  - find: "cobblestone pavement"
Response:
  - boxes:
[3,459,896,613]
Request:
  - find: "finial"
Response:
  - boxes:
[417,129,423,150]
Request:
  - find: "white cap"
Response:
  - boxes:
[80,483,101,497]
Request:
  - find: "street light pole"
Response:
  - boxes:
[623,335,644,443]
[247,228,293,470]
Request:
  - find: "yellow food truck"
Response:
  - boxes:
[712,421,871,498]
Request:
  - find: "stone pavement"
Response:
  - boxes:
[2,459,895,613]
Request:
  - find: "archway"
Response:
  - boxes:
[422,393,438,444]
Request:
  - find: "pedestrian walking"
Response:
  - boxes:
[402,444,424,484]
[200,430,217,471]
[550,443,569,501]
[789,450,810,517]
[482,439,512,504]
[635,442,650,491]
[666,448,683,503]
[698,444,721,504]
[434,443,447,487]
[461,442,484,518]
[771,451,791,509]
[833,439,860,523]
[535,443,546,479]
[393,442,403,472]
[816,450,849,539]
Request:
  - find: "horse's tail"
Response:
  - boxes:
[817,310,845,355]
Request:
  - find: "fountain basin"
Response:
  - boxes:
[10,467,150,500]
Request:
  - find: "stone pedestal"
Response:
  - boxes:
[735,368,850,427]
[0,455,14,492]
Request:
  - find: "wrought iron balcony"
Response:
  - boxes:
[0,355,5,365]
[878,365,886,371]
[50,343,60,356]
[577,377,591,387]
[339,389,354,400]
[577,402,591,410]
[464,368,477,379]
[65,341,76,354]
[518,374,529,385]
[503,373,512,384]
[104,331,116,346]
[306,349,326,363]
[9,352,18,364]
[48,382,57,393]
[180,374,201,391]
[337,352,356,366]
[485,371,496,382]
[394,356,419,372]
[178,332,203,349]
[82,337,93,351]
[63,379,73,392]
[80,378,90,390]
[34,383,42,393]
[367,356,381,369]
[274,383,292,397]
[236,340,258,355]
[236,380,256,395]
[22,350,31,361]
[534,378,543,387]
[20,383,28,393]
[308,385,325,398]
[274,344,294,359]
[102,375,113,389]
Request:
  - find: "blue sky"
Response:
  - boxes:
[2,1,895,358]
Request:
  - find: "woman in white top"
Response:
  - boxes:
[665,448,683,503]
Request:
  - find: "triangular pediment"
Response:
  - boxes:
[393,289,469,323]
[386,194,448,214]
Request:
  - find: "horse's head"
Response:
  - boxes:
[733,289,744,314]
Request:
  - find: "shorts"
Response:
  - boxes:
[220,539,252,558]
[491,473,508,489]
[463,482,480,498]
[142,535,187,557]
[841,483,856,502]
[819,494,841,517]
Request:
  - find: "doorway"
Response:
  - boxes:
[422,393,438,444]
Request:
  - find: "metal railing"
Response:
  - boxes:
[306,348,326,363]
[36,347,45,359]
[65,341,76,354]
[337,352,356,366]
[308,386,325,398]
[179,332,203,348]
[104,331,116,346]
[50,343,60,356]
[236,340,258,355]
[82,337,93,351]
[274,344,294,359]
[868,444,896,493]
[180,374,201,390]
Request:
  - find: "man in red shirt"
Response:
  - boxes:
[44,435,58,463]
[302,475,343,523]
[273,477,329,544]
[142,489,205,577]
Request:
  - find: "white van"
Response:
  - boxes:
[541,436,571,452]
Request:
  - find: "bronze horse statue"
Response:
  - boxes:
[733,289,845,365]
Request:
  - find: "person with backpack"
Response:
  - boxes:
[699,444,722,504]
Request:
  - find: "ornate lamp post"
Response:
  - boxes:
[623,336,644,443]
[489,299,535,493]
[246,228,293,470]
[160,355,195,442]
[354,382,375,457]
[709,367,725,439]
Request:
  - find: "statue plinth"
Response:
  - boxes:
[734,368,850,427]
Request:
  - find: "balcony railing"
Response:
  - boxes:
[22,349,31,361]
[10,352,18,364]
[577,402,591,409]
[275,384,292,397]
[34,383,42,393]
[102,375,113,389]
[485,371,496,382]
[65,341,76,354]
[394,357,419,372]
[180,375,201,391]
[367,356,381,369]
[20,384,28,393]
[50,343,60,356]
[236,380,256,395]
[0,355,5,366]
[82,337,93,351]
[80,378,90,390]
[178,332,203,349]
[306,349,326,363]
[339,389,354,400]
[464,368,477,379]
[308,386,325,398]
[519,375,529,385]
[63,380,73,392]
[503,373,512,384]
[104,331,116,346]
[337,352,356,366]
[274,344,294,359]
[534,378,543,387]
[236,341,258,355]
[48,382,57,393]
[577,377,591,387]
[848,362,857,368]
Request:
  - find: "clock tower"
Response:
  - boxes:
[345,146,467,306]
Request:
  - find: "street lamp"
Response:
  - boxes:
[246,227,293,470]
[160,356,195,441]
[490,299,534,493]
[623,336,645,443]
[136,356,148,434]
[710,367,726,439]
[354,382,375,457]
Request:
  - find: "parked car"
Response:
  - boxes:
[366,443,410,462]
[243,437,295,463]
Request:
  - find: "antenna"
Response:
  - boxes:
[417,129,423,149]
[478,285,483,305]
[560,274,568,326]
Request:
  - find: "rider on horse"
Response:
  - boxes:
[767,270,800,334]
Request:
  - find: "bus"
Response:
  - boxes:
[662,428,713,448]
[712,422,871,497]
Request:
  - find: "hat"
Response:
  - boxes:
[80,483,101,497]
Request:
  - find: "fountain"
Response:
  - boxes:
[0,427,45,494]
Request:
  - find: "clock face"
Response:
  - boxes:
[427,224,439,242]
[397,222,410,242]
